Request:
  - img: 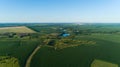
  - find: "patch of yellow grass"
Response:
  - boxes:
[91,59,118,67]
[0,56,20,67]
[0,26,36,33]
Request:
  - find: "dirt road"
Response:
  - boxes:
[25,45,41,67]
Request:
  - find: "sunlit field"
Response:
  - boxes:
[0,26,36,33]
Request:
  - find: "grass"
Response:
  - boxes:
[0,56,20,67]
[91,59,118,67]
[0,26,36,33]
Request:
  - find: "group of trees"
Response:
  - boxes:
[0,33,30,38]
[0,32,43,39]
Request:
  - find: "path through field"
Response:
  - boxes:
[25,45,41,67]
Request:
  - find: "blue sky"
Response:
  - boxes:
[0,0,120,23]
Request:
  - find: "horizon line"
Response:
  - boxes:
[0,22,120,24]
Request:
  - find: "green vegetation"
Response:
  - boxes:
[1,23,120,67]
[0,56,20,67]
[0,39,40,67]
[31,35,120,67]
[91,59,118,67]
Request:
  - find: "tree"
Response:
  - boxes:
[47,40,56,46]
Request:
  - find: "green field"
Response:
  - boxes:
[0,26,36,33]
[31,33,120,67]
[0,39,39,67]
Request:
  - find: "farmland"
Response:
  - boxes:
[0,23,120,67]
[0,26,36,33]
[0,39,40,67]
[31,35,120,67]
[30,23,120,67]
